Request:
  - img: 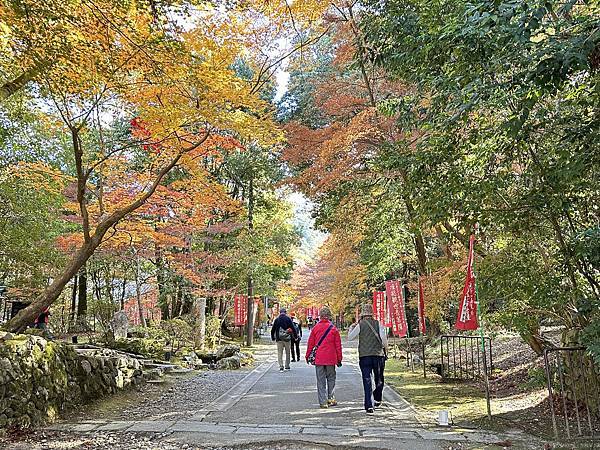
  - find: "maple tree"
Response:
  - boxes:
[1,1,283,333]
[280,0,599,359]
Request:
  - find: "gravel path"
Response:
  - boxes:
[116,370,250,421]
[1,369,250,449]
[70,369,250,422]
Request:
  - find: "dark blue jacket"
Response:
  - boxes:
[271,314,298,341]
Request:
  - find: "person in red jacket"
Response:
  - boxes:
[305,306,342,408]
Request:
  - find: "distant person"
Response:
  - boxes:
[305,307,342,408]
[348,304,388,414]
[290,313,303,362]
[34,307,50,330]
[271,308,297,371]
[307,316,313,330]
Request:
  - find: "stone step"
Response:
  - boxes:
[143,362,177,372]
[143,368,164,381]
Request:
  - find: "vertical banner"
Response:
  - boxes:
[234,294,247,326]
[372,291,386,324]
[385,280,408,337]
[418,277,426,335]
[355,305,360,323]
[273,302,280,317]
[456,234,479,330]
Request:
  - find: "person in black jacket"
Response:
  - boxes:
[290,313,303,362]
[271,308,297,371]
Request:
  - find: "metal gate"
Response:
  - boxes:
[440,335,492,380]
[544,347,600,440]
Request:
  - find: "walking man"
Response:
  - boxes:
[290,313,303,362]
[271,308,297,371]
[305,307,342,408]
[348,304,388,414]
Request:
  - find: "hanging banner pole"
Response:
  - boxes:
[403,283,414,371]
[473,236,492,420]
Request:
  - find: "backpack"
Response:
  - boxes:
[278,327,292,342]
[291,322,300,339]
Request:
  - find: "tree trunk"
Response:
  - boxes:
[213,297,221,317]
[120,277,127,311]
[76,264,87,327]
[402,194,427,274]
[196,297,207,350]
[246,175,255,347]
[135,255,147,329]
[69,274,78,328]
[435,225,453,260]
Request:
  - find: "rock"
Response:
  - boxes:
[0,332,14,341]
[80,360,92,375]
[216,355,241,370]
[216,344,240,360]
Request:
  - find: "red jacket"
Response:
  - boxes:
[305,319,342,366]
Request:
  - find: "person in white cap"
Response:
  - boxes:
[348,303,388,414]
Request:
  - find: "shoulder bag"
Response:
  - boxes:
[307,324,334,365]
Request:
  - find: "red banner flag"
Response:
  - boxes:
[418,277,426,335]
[385,280,408,337]
[456,234,479,330]
[234,294,247,326]
[372,291,386,324]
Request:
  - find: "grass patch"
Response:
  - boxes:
[386,359,489,426]
[385,358,554,439]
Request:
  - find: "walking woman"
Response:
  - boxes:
[305,307,342,408]
[348,304,388,414]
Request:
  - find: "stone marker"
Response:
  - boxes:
[216,344,240,360]
[111,311,129,339]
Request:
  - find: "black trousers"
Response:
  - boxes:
[291,339,301,361]
[359,355,385,410]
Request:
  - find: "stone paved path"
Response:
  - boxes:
[40,332,540,449]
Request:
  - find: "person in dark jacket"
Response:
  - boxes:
[34,307,50,330]
[271,308,297,371]
[290,313,303,362]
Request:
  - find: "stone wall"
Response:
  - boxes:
[0,333,144,429]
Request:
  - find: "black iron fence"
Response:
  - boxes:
[544,347,600,440]
[440,334,493,380]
